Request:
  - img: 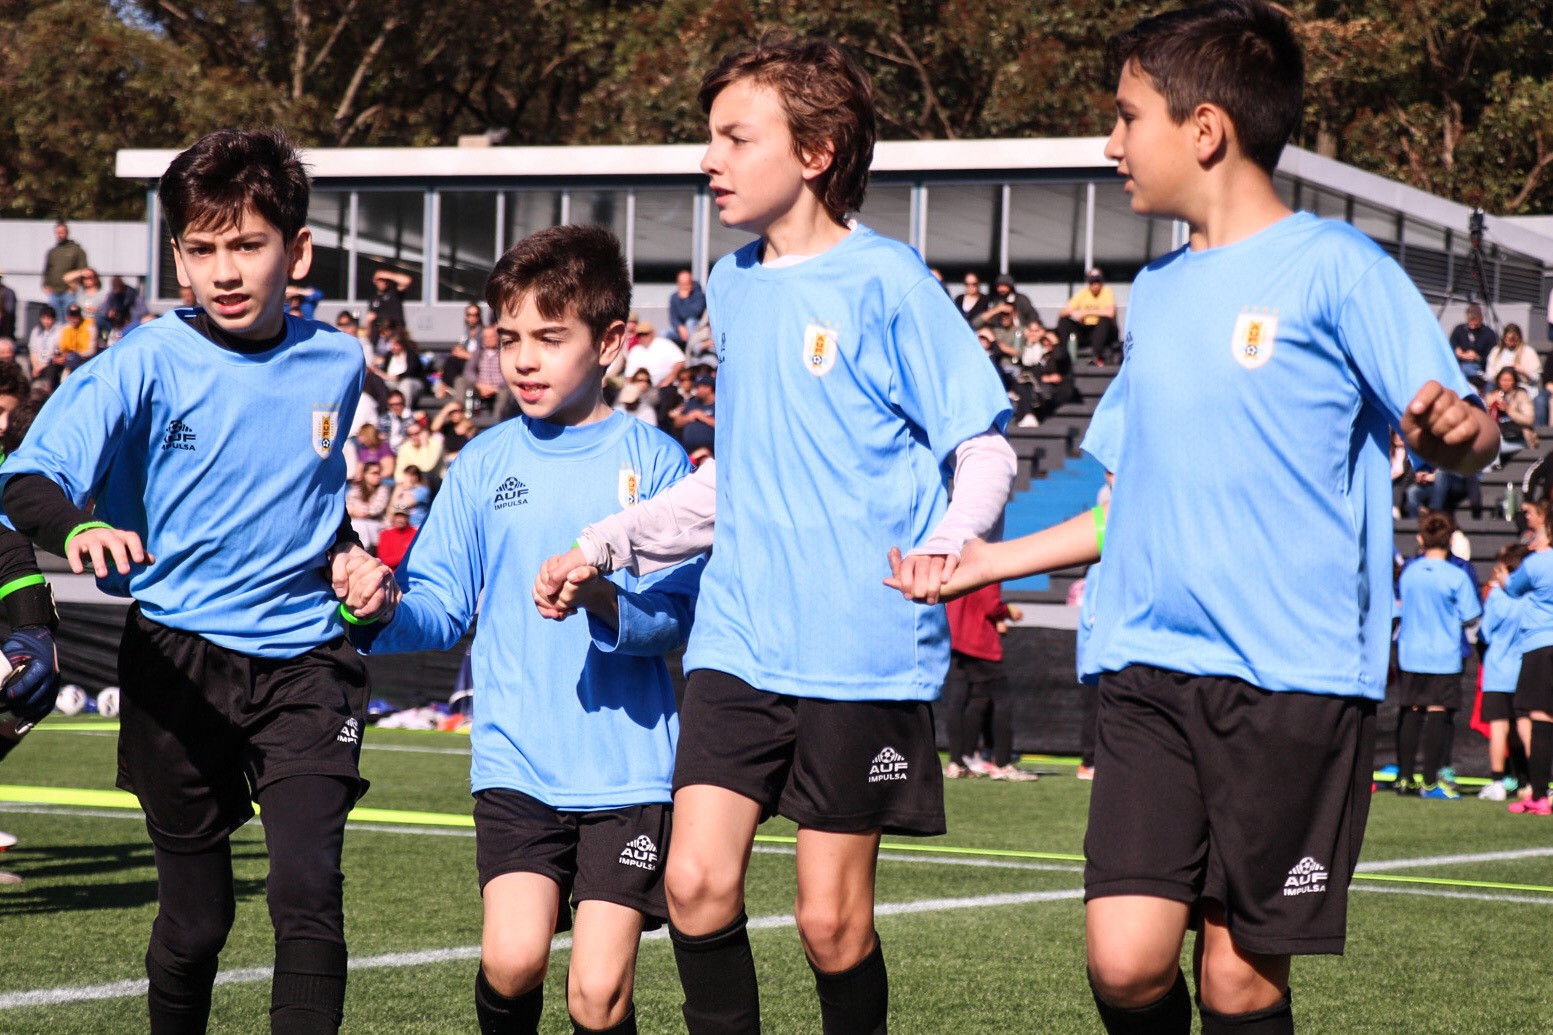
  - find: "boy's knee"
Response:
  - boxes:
[665,854,742,929]
[1086,946,1181,1008]
[266,854,344,943]
[567,963,632,1029]
[795,900,874,972]
[151,904,235,967]
[481,952,548,1000]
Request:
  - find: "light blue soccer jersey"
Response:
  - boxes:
[368,413,702,809]
[1482,586,1528,693]
[1397,558,1480,674]
[1080,212,1477,700]
[0,311,363,656]
[683,225,1010,702]
[1504,550,1553,655]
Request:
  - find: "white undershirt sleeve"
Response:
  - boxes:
[907,428,1016,558]
[576,459,717,575]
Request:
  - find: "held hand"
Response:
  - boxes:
[339,548,401,623]
[534,546,588,620]
[330,544,379,600]
[2,627,59,726]
[886,540,998,603]
[882,548,960,605]
[67,527,152,578]
[1006,603,1024,623]
[1401,380,1492,471]
[555,564,609,614]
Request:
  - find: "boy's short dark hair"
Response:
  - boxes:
[698,30,875,223]
[159,128,311,242]
[1107,0,1303,175]
[1497,543,1530,574]
[3,395,43,456]
[484,225,631,341]
[1418,513,1454,552]
[0,360,25,401]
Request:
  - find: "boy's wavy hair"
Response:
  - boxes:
[698,30,875,224]
[1107,0,1303,175]
[159,127,311,241]
[484,224,630,341]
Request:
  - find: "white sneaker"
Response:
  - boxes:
[1017,414,1040,429]
[963,755,995,777]
[0,831,16,851]
[990,764,1039,782]
[1477,780,1508,801]
[943,761,969,780]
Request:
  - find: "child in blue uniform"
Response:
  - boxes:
[1394,512,1482,798]
[0,129,395,1035]
[1480,544,1531,801]
[896,3,1498,1033]
[536,32,1015,1035]
[1503,537,1553,815]
[349,225,702,1035]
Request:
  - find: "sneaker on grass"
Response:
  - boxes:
[989,764,1039,782]
[1507,797,1552,816]
[964,755,995,777]
[943,761,969,780]
[1418,782,1461,800]
[1477,780,1508,801]
[1075,765,1096,781]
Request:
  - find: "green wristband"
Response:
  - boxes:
[64,521,115,555]
[1091,505,1106,556]
[337,602,379,626]
[0,573,46,602]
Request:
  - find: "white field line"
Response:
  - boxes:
[0,889,1084,1011]
[1355,846,1553,871]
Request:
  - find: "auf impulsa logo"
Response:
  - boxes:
[162,419,196,451]
[618,834,658,870]
[868,747,910,783]
[493,476,529,510]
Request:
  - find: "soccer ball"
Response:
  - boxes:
[96,687,121,719]
[56,684,87,716]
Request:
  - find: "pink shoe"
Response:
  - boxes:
[1076,765,1096,781]
[963,755,995,777]
[1507,798,1551,815]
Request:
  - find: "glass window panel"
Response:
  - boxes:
[921,184,1000,274]
[306,190,349,299]
[437,191,497,302]
[633,189,695,283]
[1091,181,1149,267]
[1302,186,1347,220]
[354,191,424,301]
[156,220,180,300]
[1403,219,1447,252]
[1008,182,1081,281]
[571,189,628,242]
[707,203,757,265]
[1351,201,1398,244]
[858,185,914,246]
[504,189,563,244]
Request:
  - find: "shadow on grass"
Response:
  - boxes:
[0,841,268,916]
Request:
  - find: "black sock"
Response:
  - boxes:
[670,912,760,1035]
[146,947,220,1035]
[1198,990,1294,1034]
[1395,708,1423,784]
[270,938,347,1035]
[1421,712,1448,784]
[1441,717,1456,768]
[1510,729,1531,785]
[573,1004,636,1034]
[1089,968,1191,1034]
[1529,721,1553,801]
[475,967,543,1035]
[810,935,887,1035]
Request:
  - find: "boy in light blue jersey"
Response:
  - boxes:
[903,3,1498,1033]
[0,129,396,1035]
[348,225,702,1035]
[1502,539,1553,814]
[1394,513,1481,799]
[537,32,1015,1035]
[1479,544,1532,802]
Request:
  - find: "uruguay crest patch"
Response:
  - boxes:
[311,408,340,459]
[803,321,839,377]
[618,466,641,508]
[1231,309,1278,370]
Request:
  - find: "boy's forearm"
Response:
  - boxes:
[983,507,1103,584]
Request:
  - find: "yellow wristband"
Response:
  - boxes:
[1092,505,1106,556]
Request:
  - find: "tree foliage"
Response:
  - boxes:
[2,0,1553,219]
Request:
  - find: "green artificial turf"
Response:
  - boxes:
[3,719,1552,1033]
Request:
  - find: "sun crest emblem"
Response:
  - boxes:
[618,466,641,508]
[311,407,340,459]
[1231,309,1278,370]
[803,321,839,377]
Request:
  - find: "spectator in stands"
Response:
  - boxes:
[668,269,707,344]
[379,326,427,405]
[1016,331,1077,429]
[431,400,479,461]
[624,318,686,388]
[64,267,110,344]
[444,304,483,385]
[41,221,86,320]
[942,583,1031,780]
[1520,498,1551,552]
[377,390,412,450]
[368,268,412,328]
[395,417,446,487]
[1448,303,1495,386]
[103,276,145,330]
[284,283,325,322]
[1486,366,1537,462]
[1485,322,1540,387]
[1056,267,1122,366]
[346,460,390,550]
[390,465,431,528]
[0,268,16,345]
[615,368,659,427]
[455,324,507,415]
[671,373,716,461]
[977,274,1041,333]
[376,508,416,569]
[57,304,95,369]
[354,422,396,482]
[26,307,60,385]
[955,273,990,325]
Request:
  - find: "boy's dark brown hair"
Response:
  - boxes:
[159,128,311,242]
[1497,542,1531,575]
[484,225,631,341]
[698,30,875,223]
[1107,0,1303,175]
[1418,512,1454,552]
